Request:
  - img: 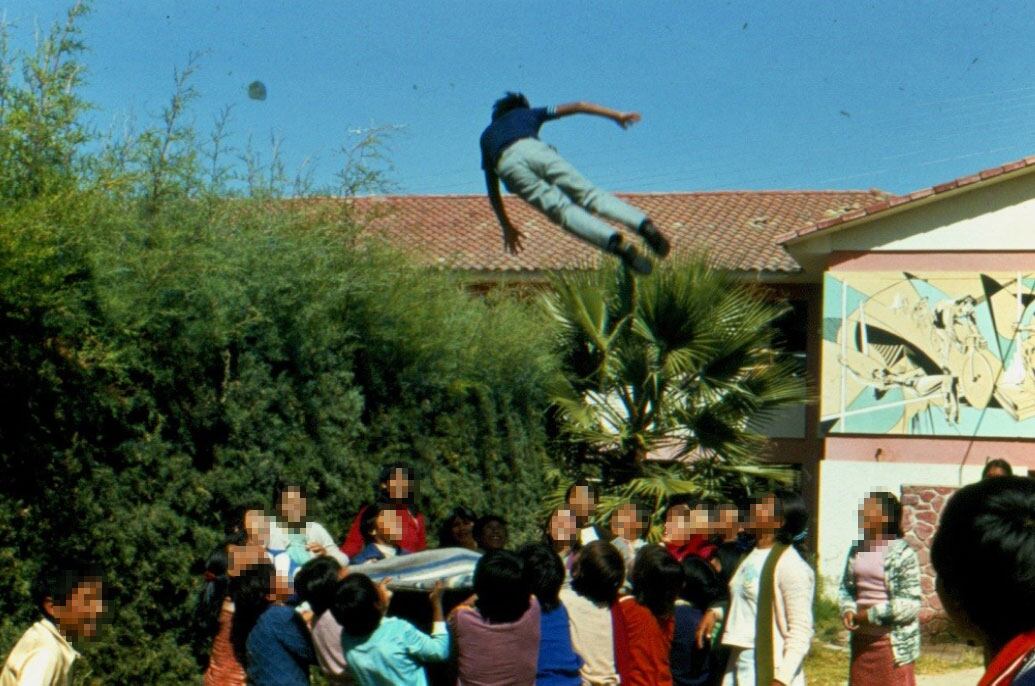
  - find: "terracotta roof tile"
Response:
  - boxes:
[343,190,887,274]
[779,154,1035,245]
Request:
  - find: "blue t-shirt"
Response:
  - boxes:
[480,106,558,170]
[670,601,711,686]
[246,605,316,686]
[536,603,582,686]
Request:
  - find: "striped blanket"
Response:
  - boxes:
[350,547,482,591]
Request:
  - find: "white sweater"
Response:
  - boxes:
[720,546,815,686]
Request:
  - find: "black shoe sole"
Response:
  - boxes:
[640,224,671,258]
[620,249,653,275]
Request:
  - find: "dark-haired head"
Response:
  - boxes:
[662,493,698,522]
[544,507,579,554]
[439,505,478,548]
[752,490,809,550]
[295,556,343,617]
[360,504,384,544]
[571,541,625,605]
[474,550,530,623]
[274,482,308,527]
[491,91,530,121]
[332,573,384,637]
[681,555,726,609]
[566,481,599,524]
[982,458,1013,479]
[861,491,903,540]
[631,544,683,620]
[931,476,1035,651]
[377,463,418,507]
[229,562,276,663]
[33,559,105,639]
[518,542,565,612]
[474,514,508,552]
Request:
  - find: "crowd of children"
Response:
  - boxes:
[3,465,1035,686]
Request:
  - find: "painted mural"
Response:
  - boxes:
[822,271,1035,436]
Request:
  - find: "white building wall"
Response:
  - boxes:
[814,459,997,596]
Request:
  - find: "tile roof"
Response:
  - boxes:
[777,154,1035,245]
[345,190,887,274]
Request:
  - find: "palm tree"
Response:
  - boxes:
[545,255,806,505]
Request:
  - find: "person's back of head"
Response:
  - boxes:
[982,458,1014,479]
[492,92,530,121]
[931,476,1035,651]
[771,489,810,552]
[295,556,342,617]
[571,540,625,606]
[518,542,564,612]
[331,574,384,638]
[680,556,726,610]
[229,561,276,663]
[474,550,530,624]
[631,544,683,621]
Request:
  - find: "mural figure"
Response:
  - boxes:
[822,271,1035,437]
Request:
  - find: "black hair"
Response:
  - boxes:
[867,491,904,538]
[543,508,579,552]
[710,541,747,587]
[982,458,1014,479]
[376,463,418,508]
[474,550,530,623]
[229,561,275,664]
[931,476,1035,649]
[662,493,698,521]
[565,480,600,503]
[438,505,478,548]
[359,504,384,544]
[770,490,809,551]
[571,541,625,605]
[474,514,508,550]
[491,91,530,121]
[294,556,342,617]
[680,555,727,609]
[332,573,384,638]
[631,544,683,621]
[273,481,307,505]
[33,559,104,619]
[518,543,565,612]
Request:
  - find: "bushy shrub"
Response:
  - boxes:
[0,7,559,683]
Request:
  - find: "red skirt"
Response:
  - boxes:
[203,603,248,686]
[850,632,916,686]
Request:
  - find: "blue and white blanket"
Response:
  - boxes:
[349,547,482,591]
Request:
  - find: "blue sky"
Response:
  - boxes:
[8,1,1035,196]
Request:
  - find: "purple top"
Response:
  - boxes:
[449,597,541,686]
[853,540,892,635]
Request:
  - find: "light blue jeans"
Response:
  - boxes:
[495,138,646,251]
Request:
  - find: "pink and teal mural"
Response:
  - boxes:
[822,271,1035,436]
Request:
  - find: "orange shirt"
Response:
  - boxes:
[616,597,675,686]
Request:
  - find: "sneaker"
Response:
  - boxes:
[616,241,653,275]
[638,219,671,258]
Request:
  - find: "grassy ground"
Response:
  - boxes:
[806,596,984,685]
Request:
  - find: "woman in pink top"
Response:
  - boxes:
[449,550,541,685]
[838,492,921,686]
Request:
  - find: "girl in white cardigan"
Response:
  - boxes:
[697,491,815,686]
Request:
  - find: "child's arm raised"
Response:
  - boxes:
[553,102,641,129]
[485,170,523,254]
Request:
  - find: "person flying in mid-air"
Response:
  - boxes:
[480,92,670,275]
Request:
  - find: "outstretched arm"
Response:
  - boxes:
[485,169,523,254]
[553,101,641,129]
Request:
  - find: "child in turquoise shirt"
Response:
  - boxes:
[331,575,448,686]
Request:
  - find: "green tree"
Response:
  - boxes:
[545,258,806,517]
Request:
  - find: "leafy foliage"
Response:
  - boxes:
[545,258,806,510]
[0,7,558,683]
